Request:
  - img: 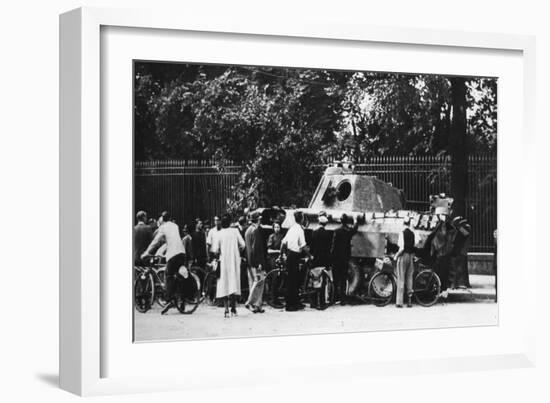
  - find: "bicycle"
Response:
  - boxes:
[134,256,168,312]
[201,260,219,306]
[367,257,441,307]
[263,255,334,309]
[134,255,202,314]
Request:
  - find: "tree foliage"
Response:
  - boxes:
[134,62,497,213]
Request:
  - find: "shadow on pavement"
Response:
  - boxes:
[35,373,59,388]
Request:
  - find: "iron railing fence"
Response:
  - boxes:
[135,160,242,231]
[135,154,496,252]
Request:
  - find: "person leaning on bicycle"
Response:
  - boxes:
[394,216,415,308]
[141,211,187,314]
[281,211,312,312]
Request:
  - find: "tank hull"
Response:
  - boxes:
[279,207,443,259]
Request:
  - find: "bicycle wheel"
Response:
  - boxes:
[264,269,286,309]
[134,270,155,313]
[414,270,441,307]
[202,272,218,306]
[176,272,202,314]
[368,271,395,307]
[154,268,168,307]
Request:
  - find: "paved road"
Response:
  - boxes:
[134,299,498,342]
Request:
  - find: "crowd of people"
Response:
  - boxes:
[133,209,418,316]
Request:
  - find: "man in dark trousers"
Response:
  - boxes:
[281,211,309,311]
[134,210,153,265]
[330,213,358,305]
[395,217,415,307]
[142,211,188,314]
[311,214,333,267]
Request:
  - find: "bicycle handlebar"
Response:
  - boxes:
[140,255,166,263]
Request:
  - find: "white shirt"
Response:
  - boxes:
[282,223,306,253]
[144,221,186,261]
[207,227,222,252]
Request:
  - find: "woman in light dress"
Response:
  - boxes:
[213,215,245,317]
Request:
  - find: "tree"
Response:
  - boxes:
[449,77,468,218]
[134,62,497,213]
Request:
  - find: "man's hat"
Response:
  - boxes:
[319,215,328,225]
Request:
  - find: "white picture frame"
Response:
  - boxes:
[60,6,537,396]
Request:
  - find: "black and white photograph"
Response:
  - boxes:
[3,0,549,400]
[132,61,498,342]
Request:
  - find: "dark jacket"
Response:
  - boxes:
[403,228,415,253]
[311,226,333,267]
[191,230,207,263]
[245,224,267,268]
[331,224,358,262]
[134,222,153,264]
[237,224,247,257]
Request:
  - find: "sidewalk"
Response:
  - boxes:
[446,274,496,302]
[135,298,498,342]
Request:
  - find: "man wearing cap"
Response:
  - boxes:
[395,217,415,308]
[142,211,187,314]
[244,212,267,313]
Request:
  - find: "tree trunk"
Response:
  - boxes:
[351,118,360,162]
[449,78,468,218]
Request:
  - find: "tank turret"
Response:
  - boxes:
[309,162,404,212]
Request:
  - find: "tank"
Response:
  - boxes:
[254,161,464,299]
[259,162,452,255]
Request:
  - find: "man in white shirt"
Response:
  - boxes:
[206,216,222,258]
[281,211,309,311]
[142,211,187,314]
